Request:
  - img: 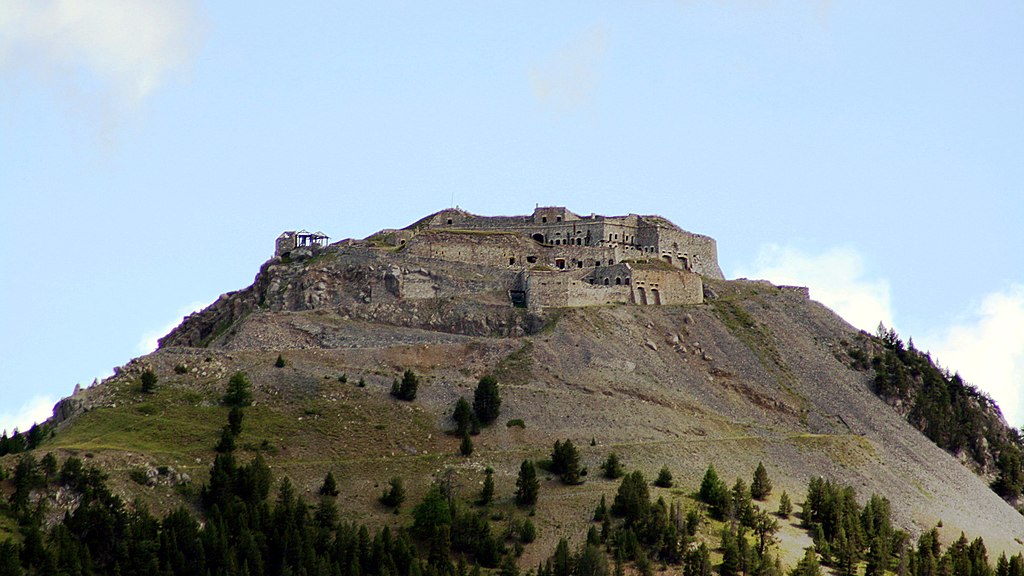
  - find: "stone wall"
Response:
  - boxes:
[631,266,703,306]
[398,207,725,279]
[524,270,632,309]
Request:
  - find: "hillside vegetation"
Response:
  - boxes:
[3,250,1024,574]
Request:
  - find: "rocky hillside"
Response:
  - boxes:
[7,241,1024,570]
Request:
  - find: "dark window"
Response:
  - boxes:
[509,257,516,266]
[446,218,453,225]
[527,255,537,263]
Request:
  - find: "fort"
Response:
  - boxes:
[275,206,722,310]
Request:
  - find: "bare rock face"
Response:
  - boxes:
[159,244,547,349]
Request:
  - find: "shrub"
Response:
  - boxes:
[506,419,526,429]
[655,466,673,488]
[140,369,157,394]
[174,364,188,375]
[379,477,405,508]
[129,467,150,486]
[550,440,583,485]
[520,518,537,543]
[391,369,418,400]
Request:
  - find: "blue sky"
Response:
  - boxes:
[2,1,1022,432]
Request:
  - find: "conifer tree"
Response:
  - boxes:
[751,462,772,500]
[479,467,494,506]
[778,491,793,518]
[380,476,405,509]
[319,471,339,497]
[520,518,536,543]
[515,460,539,506]
[453,397,473,435]
[391,369,419,400]
[600,453,624,479]
[655,466,673,488]
[460,433,474,457]
[792,547,822,576]
[473,375,501,424]
[274,354,286,368]
[611,471,650,525]
[550,439,583,485]
[223,371,253,407]
[228,406,244,436]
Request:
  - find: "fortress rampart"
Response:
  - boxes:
[275,206,719,310]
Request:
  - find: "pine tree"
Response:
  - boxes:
[460,433,474,457]
[479,467,495,506]
[515,460,539,506]
[778,491,793,518]
[453,397,473,435]
[223,372,253,407]
[228,406,244,436]
[520,518,536,543]
[473,375,501,424]
[611,471,650,525]
[792,547,822,576]
[721,528,740,576]
[320,471,339,497]
[380,477,405,509]
[751,462,772,500]
[391,369,419,400]
[274,354,286,368]
[550,440,583,485]
[600,453,624,479]
[655,466,673,488]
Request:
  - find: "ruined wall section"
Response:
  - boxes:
[524,270,632,309]
[390,206,724,278]
[631,267,703,305]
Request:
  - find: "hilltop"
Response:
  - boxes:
[4,207,1024,573]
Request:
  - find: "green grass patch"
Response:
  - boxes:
[506,419,526,429]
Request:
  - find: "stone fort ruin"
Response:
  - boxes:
[275,206,722,310]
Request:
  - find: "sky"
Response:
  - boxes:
[2,1,1022,432]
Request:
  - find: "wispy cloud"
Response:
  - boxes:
[733,244,894,332]
[137,300,211,354]
[529,25,609,115]
[0,395,56,435]
[928,285,1024,427]
[0,0,204,134]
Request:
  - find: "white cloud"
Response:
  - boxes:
[733,244,894,332]
[927,285,1024,427]
[0,395,57,435]
[0,0,204,122]
[137,300,211,354]
[529,26,609,114]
